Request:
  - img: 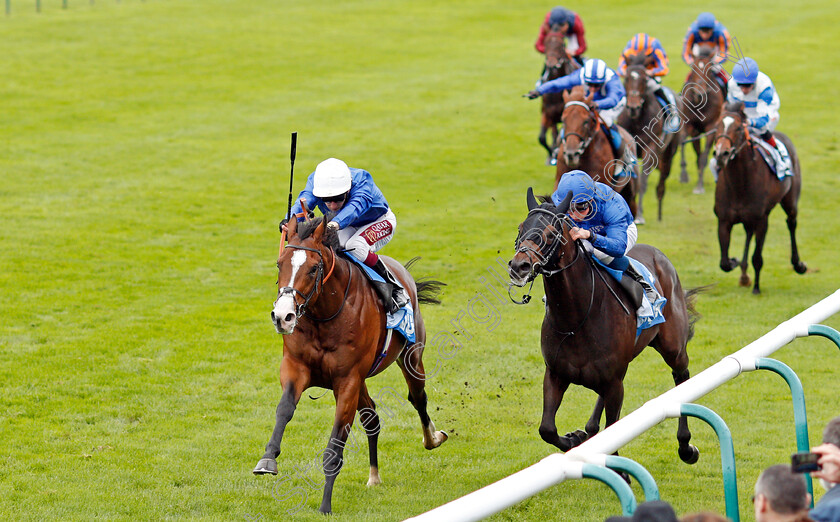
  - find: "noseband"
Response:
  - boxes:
[714,117,752,163]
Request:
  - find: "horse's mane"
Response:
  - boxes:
[724,100,745,114]
[296,215,340,250]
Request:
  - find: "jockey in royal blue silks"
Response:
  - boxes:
[527,59,635,177]
[552,170,659,312]
[283,158,408,314]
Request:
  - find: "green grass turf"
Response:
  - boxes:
[2,0,839,520]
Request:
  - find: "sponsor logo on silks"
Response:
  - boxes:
[399,310,415,338]
[362,221,393,245]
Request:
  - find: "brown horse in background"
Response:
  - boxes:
[537,28,581,165]
[712,102,807,294]
[555,88,638,217]
[618,54,681,223]
[254,216,448,514]
[508,188,703,463]
[679,46,726,194]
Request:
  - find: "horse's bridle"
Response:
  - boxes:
[276,244,351,322]
[510,208,585,304]
[714,115,753,164]
[561,101,596,153]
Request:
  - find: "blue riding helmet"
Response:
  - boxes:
[696,12,716,29]
[732,57,759,85]
[583,59,608,85]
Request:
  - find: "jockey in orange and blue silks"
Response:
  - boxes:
[682,12,731,66]
[551,170,658,305]
[284,158,407,313]
[526,59,635,177]
[617,33,679,128]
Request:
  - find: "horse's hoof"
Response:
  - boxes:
[752,286,761,295]
[720,258,738,273]
[794,262,808,274]
[739,275,751,287]
[367,469,382,487]
[425,430,448,449]
[616,470,632,485]
[634,216,646,225]
[692,185,705,195]
[679,444,700,465]
[253,458,278,475]
[564,430,587,448]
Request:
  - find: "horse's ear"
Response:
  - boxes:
[287,216,298,238]
[555,191,573,214]
[526,187,539,211]
[313,217,328,240]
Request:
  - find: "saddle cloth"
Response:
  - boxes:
[593,256,667,337]
[754,138,793,180]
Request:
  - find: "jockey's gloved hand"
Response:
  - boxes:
[525,90,541,99]
[279,218,289,231]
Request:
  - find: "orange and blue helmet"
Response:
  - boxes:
[627,33,653,55]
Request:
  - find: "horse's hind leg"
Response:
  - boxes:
[694,136,711,194]
[357,383,382,486]
[781,188,808,274]
[673,368,699,464]
[539,367,573,451]
[679,135,689,183]
[585,396,604,438]
[397,344,447,450]
[253,361,310,475]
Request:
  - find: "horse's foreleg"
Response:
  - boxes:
[679,137,689,183]
[538,124,552,163]
[397,346,447,450]
[635,160,649,225]
[739,226,754,288]
[357,384,381,487]
[254,368,308,475]
[657,147,675,221]
[319,380,362,514]
[539,367,572,451]
[694,137,712,194]
[717,219,739,273]
[672,368,699,464]
[751,219,769,295]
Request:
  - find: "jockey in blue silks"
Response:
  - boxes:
[282,158,408,313]
[552,170,658,309]
[527,58,635,177]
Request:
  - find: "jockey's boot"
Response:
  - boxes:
[654,86,681,133]
[605,124,636,179]
[625,262,658,303]
[370,259,409,314]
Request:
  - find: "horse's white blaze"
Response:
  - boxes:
[630,71,640,80]
[717,116,735,155]
[273,250,308,328]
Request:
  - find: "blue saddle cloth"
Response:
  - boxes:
[342,253,415,344]
[592,256,667,337]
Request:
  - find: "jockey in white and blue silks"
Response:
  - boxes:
[284,158,408,313]
[722,57,790,176]
[552,170,658,308]
[528,59,634,176]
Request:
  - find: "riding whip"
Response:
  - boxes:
[279,132,297,254]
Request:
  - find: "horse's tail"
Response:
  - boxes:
[405,257,445,306]
[684,285,713,342]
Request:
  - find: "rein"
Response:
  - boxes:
[714,116,754,161]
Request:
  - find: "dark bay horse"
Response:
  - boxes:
[555,89,639,217]
[538,29,581,165]
[680,46,726,194]
[254,216,448,514]
[712,102,807,294]
[508,188,702,463]
[618,55,681,223]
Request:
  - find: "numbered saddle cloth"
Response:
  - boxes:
[754,138,793,180]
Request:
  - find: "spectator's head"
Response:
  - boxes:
[753,464,811,521]
[605,500,679,522]
[822,416,840,447]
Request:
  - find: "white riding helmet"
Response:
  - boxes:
[312,158,352,198]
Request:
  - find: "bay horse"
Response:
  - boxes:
[508,188,702,463]
[537,28,581,165]
[712,101,807,294]
[679,45,726,194]
[254,215,448,514]
[555,88,639,218]
[618,54,681,224]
